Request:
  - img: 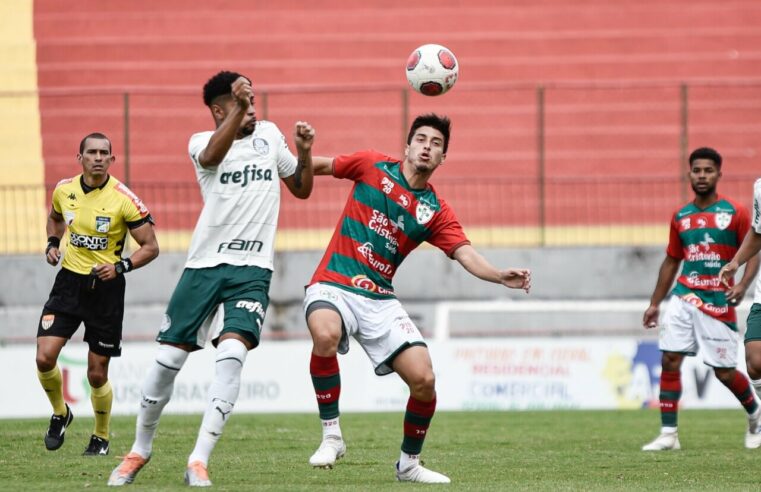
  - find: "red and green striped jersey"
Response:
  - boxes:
[667,195,750,330]
[310,150,470,299]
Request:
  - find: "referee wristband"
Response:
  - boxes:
[114,258,134,275]
[46,236,60,254]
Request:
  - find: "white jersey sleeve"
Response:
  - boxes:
[276,131,297,178]
[184,121,296,270]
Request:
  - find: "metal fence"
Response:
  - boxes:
[2,80,760,254]
[2,174,757,255]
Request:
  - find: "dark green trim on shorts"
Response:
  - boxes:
[375,341,428,376]
[744,303,761,343]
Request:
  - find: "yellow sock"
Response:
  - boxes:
[37,366,66,415]
[90,381,113,440]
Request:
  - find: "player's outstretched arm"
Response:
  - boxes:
[283,121,315,199]
[453,244,531,293]
[643,255,680,328]
[198,77,252,169]
[311,156,335,176]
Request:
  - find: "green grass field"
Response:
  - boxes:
[1,409,759,491]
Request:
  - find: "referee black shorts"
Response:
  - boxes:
[37,267,125,357]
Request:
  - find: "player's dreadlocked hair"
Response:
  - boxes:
[407,113,452,153]
[689,147,722,168]
[202,71,250,106]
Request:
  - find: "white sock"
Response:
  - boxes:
[131,344,189,458]
[399,451,420,471]
[321,417,342,440]
[751,378,761,402]
[188,338,248,466]
[661,426,677,434]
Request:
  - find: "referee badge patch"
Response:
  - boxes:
[41,314,55,330]
[95,216,111,233]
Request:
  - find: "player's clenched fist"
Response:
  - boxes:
[294,121,315,151]
[231,77,253,107]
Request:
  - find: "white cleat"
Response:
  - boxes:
[309,436,346,468]
[745,408,761,449]
[642,432,680,451]
[184,461,212,487]
[396,462,451,484]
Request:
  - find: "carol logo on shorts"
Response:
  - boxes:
[41,314,55,330]
[714,212,731,230]
[95,216,111,233]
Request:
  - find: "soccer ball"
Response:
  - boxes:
[405,44,459,96]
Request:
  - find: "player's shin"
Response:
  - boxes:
[188,338,247,466]
[37,365,67,415]
[90,380,113,439]
[659,370,681,430]
[310,354,342,438]
[399,395,437,470]
[131,344,188,458]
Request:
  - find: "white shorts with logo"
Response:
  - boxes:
[659,296,739,368]
[303,283,425,375]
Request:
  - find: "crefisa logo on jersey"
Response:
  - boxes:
[95,216,111,233]
[252,138,270,155]
[714,212,731,230]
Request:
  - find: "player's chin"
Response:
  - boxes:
[241,122,256,136]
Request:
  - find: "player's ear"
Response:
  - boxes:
[440,153,446,164]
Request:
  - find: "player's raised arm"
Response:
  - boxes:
[198,77,253,168]
[452,244,531,293]
[283,121,316,199]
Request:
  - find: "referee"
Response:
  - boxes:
[35,132,159,456]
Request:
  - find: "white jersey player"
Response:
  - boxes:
[109,70,316,487]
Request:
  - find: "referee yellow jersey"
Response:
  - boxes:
[51,175,153,275]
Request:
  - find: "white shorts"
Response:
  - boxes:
[658,296,739,368]
[304,283,425,375]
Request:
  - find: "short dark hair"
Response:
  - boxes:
[407,113,451,153]
[79,132,111,154]
[689,147,722,168]
[203,70,250,106]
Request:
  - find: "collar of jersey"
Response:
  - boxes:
[80,174,110,194]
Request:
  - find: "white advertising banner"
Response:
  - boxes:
[0,338,746,418]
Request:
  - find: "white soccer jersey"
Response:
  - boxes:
[753,178,761,303]
[185,120,297,270]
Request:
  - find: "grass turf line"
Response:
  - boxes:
[0,409,758,491]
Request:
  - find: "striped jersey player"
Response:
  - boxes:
[642,147,760,453]
[303,114,531,484]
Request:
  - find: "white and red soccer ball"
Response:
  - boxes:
[405,44,459,96]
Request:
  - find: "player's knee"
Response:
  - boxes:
[408,371,436,398]
[87,368,108,388]
[747,353,761,380]
[35,352,56,372]
[713,367,734,384]
[309,324,341,351]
